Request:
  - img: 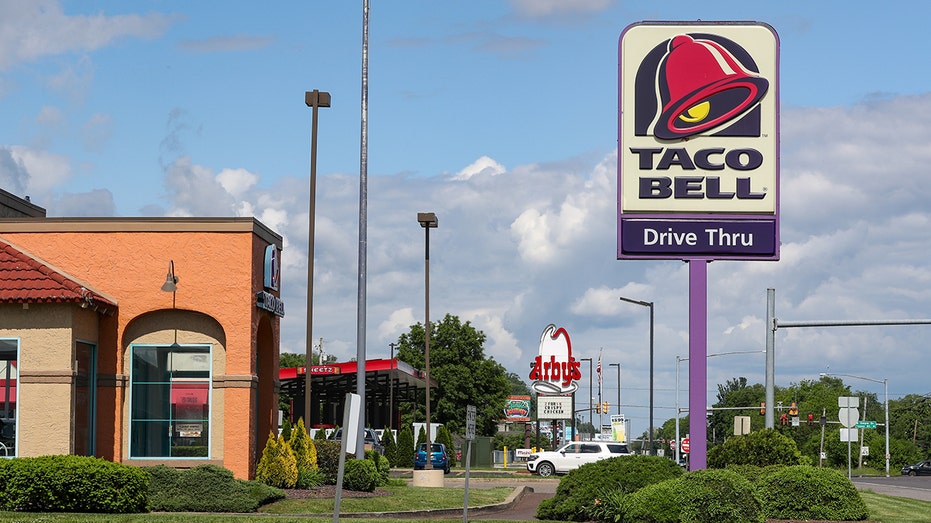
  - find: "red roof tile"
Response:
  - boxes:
[0,238,117,312]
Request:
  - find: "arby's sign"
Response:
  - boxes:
[528,324,582,395]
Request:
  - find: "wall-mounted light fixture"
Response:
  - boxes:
[161,261,179,293]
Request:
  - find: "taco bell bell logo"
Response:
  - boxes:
[529,324,582,395]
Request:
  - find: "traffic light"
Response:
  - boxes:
[594,403,601,414]
[760,402,766,416]
[789,402,798,416]
[779,413,788,426]
[807,413,814,426]
[603,402,610,414]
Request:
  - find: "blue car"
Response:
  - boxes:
[414,442,450,473]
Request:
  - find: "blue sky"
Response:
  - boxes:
[3,1,931,440]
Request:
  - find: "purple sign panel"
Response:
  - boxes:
[620,219,776,257]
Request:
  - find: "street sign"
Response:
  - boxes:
[855,421,877,429]
[465,405,476,440]
[681,437,690,454]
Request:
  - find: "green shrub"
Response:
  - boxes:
[145,464,284,512]
[382,427,398,467]
[255,432,298,488]
[396,426,415,468]
[708,428,804,468]
[535,455,682,522]
[0,455,148,513]
[314,427,328,441]
[436,425,456,468]
[314,440,344,484]
[288,417,318,482]
[297,468,326,488]
[758,465,868,521]
[280,418,292,441]
[343,458,378,492]
[366,449,391,486]
[618,479,681,523]
[677,468,764,523]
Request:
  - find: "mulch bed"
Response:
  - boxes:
[284,486,391,499]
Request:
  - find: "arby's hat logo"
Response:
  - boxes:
[635,33,769,140]
[529,324,582,394]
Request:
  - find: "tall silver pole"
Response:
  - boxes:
[765,288,775,429]
[355,0,369,459]
[424,224,432,469]
[884,378,890,478]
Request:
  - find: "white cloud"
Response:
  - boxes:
[452,156,506,181]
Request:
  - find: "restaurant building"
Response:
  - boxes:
[0,190,282,479]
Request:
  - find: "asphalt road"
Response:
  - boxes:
[853,475,931,502]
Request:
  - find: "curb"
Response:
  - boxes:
[298,485,531,519]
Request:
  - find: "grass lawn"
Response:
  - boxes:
[0,486,927,522]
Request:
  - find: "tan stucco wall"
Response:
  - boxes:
[0,303,101,456]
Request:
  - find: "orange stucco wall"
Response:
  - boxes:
[0,219,281,479]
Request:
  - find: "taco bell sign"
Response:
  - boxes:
[618,22,779,260]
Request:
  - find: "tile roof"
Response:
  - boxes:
[0,238,117,313]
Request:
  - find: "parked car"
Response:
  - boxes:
[328,427,385,454]
[415,442,450,473]
[901,460,931,476]
[526,441,632,477]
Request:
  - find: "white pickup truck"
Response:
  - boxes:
[526,441,632,476]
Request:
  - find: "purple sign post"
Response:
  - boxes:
[618,22,779,469]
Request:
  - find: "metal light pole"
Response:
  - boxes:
[820,372,890,477]
[609,363,621,416]
[418,212,438,469]
[581,358,592,439]
[619,296,653,454]
[389,342,397,430]
[304,89,330,429]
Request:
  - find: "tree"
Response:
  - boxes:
[396,425,415,468]
[395,314,510,436]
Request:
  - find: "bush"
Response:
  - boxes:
[758,465,869,521]
[343,458,378,492]
[288,418,318,488]
[382,428,398,467]
[396,426,415,468]
[618,479,681,523]
[677,468,764,523]
[366,449,391,486]
[535,455,682,522]
[314,440,344,484]
[255,432,298,488]
[436,425,456,468]
[708,428,804,468]
[146,464,284,512]
[0,455,148,513]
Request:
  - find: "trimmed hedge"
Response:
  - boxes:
[758,465,869,521]
[618,479,681,523]
[535,455,683,522]
[677,468,764,523]
[343,458,379,492]
[314,440,344,484]
[0,455,148,513]
[145,464,284,512]
[708,428,804,468]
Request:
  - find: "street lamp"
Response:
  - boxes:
[304,89,330,428]
[820,372,890,477]
[676,350,764,465]
[581,358,593,440]
[619,296,653,454]
[418,212,438,469]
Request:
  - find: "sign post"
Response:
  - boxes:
[463,405,476,523]
[618,21,779,470]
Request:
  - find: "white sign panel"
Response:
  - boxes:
[537,395,573,420]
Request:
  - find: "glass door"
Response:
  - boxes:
[74,342,96,456]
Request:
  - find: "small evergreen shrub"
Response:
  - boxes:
[758,465,869,521]
[708,428,804,468]
[343,458,379,492]
[314,427,328,441]
[366,449,391,486]
[288,418,318,488]
[145,464,284,512]
[280,418,292,441]
[314,440,344,484]
[618,479,682,523]
[436,425,456,468]
[382,427,398,467]
[255,431,298,488]
[0,455,148,513]
[396,426,415,468]
[535,455,682,522]
[677,468,764,523]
